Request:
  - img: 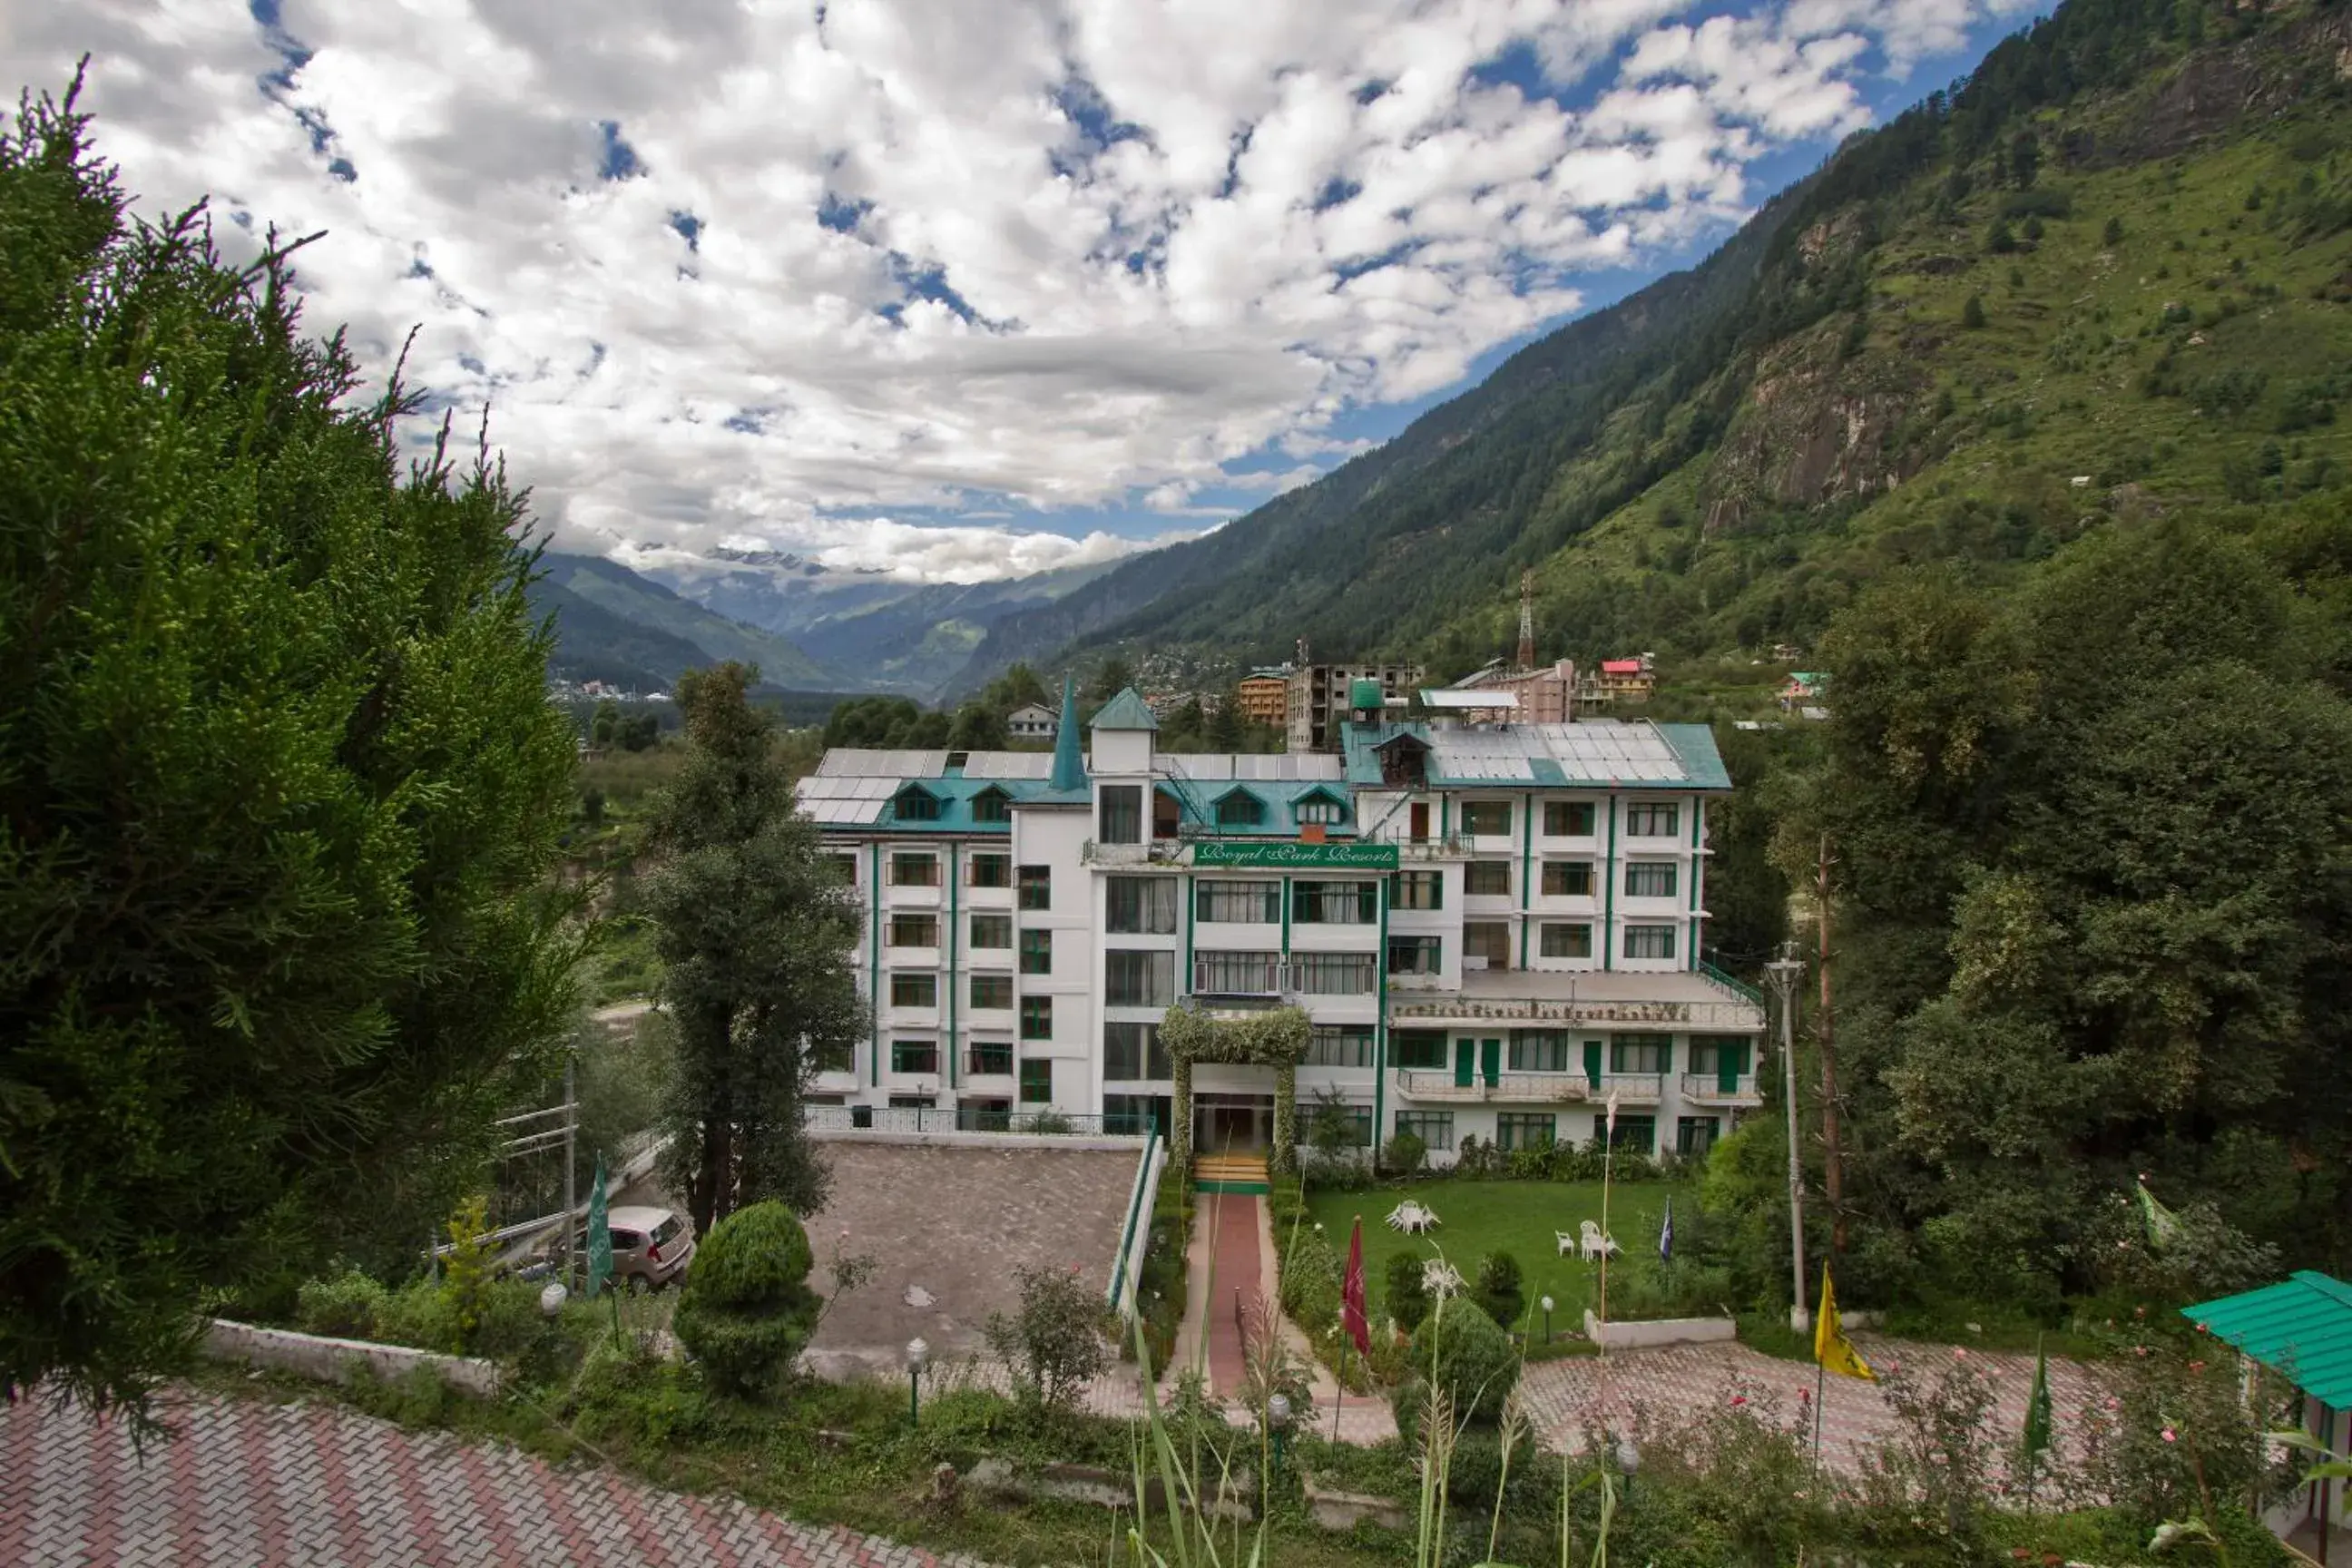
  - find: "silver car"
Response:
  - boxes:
[603,1204,695,1292]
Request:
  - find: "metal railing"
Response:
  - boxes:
[1680,1073,1764,1104]
[1191,958,1298,998]
[1365,830,1474,858]
[1600,1072,1667,1104]
[1386,995,1763,1027]
[1396,1070,1593,1104]
[804,1105,1155,1138]
[1698,960,1767,1007]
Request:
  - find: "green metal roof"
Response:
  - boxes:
[2182,1271,2352,1408]
[1089,688,1160,731]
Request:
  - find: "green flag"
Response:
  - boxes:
[2135,1176,2180,1252]
[584,1152,612,1299]
[2023,1335,2053,1459]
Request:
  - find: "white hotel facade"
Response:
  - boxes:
[794,682,1767,1165]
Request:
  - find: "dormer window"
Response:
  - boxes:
[1215,788,1264,828]
[971,786,1012,824]
[1375,732,1430,789]
[893,784,940,821]
[1294,788,1348,827]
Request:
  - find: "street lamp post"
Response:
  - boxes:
[1540,1294,1555,1345]
[1614,1436,1641,1502]
[1763,943,1809,1332]
[906,1337,930,1424]
[1266,1393,1292,1492]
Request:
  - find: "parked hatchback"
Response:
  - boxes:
[605,1205,695,1292]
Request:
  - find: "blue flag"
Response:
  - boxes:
[1659,1195,1674,1263]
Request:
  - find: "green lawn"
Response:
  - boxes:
[1298,1179,1677,1331]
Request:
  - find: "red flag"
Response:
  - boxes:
[1341,1217,1371,1356]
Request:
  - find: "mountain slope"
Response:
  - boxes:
[970,0,2352,688]
[529,554,840,691]
[634,552,1124,699]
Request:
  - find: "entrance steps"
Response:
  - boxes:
[1194,1153,1271,1194]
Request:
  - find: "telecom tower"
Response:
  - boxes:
[1515,568,1536,672]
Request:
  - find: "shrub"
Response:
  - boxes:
[1393,1296,1520,1434]
[1475,1250,1525,1329]
[1382,1130,1426,1177]
[1986,220,2018,254]
[984,1263,1112,1409]
[671,1201,820,1399]
[1962,294,1988,328]
[438,1194,495,1354]
[296,1269,390,1341]
[2103,215,2125,245]
[1385,1250,1431,1333]
[376,1277,460,1353]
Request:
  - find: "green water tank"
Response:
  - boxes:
[1349,678,1383,712]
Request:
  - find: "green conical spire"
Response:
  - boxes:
[1048,673,1087,792]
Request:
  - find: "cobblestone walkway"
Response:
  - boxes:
[0,1387,989,1568]
[1518,1334,2107,1478]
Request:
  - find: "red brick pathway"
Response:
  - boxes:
[0,1387,990,1567]
[1200,1194,1263,1396]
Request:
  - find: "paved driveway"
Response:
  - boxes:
[1518,1334,2106,1477]
[0,1387,986,1567]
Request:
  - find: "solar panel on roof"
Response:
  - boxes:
[963,752,1057,779]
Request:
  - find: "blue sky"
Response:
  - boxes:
[6,0,2049,582]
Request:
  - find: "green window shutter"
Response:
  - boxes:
[1481,1038,1501,1087]
[1583,1040,1602,1090]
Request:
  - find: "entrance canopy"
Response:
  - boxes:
[2183,1270,2352,1408]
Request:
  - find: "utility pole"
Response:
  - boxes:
[1764,943,1808,1331]
[1817,835,1846,1256]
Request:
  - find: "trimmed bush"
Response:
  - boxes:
[1392,1295,1520,1434]
[671,1202,820,1399]
[1474,1250,1524,1329]
[1385,1250,1431,1333]
[295,1269,390,1340]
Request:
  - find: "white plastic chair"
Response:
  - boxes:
[1555,1230,1576,1258]
[1579,1220,1619,1262]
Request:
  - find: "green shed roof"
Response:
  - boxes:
[1090,688,1160,730]
[2182,1271,2352,1409]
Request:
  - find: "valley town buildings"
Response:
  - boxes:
[794,681,1764,1165]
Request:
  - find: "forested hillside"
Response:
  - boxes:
[966,0,2352,687]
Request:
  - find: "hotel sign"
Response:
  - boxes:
[1190,841,1400,870]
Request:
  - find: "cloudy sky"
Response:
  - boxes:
[5,0,2040,583]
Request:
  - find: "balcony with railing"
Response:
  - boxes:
[1598,1072,1666,1105]
[1190,957,1298,1000]
[1680,1072,1763,1107]
[965,1049,1015,1081]
[1364,830,1473,859]
[1396,1070,1592,1104]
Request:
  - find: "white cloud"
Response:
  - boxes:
[1,0,2024,581]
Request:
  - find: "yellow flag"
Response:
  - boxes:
[1814,1267,1876,1381]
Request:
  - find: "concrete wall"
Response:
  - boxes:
[1582,1310,1737,1350]
[203,1319,503,1398]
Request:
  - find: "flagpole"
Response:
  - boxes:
[1332,1340,1344,1442]
[1811,1263,1828,1465]
[1598,1141,1613,1341]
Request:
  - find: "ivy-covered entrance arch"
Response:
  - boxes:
[1160,1001,1311,1174]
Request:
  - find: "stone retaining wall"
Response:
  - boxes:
[202,1319,504,1398]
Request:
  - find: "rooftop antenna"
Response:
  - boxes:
[1516,568,1536,672]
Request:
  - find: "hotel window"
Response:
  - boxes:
[1195,880,1279,924]
[1464,861,1512,897]
[1544,800,1596,837]
[1387,935,1442,975]
[1625,802,1681,837]
[1295,795,1347,826]
[1104,1093,1172,1137]
[889,972,936,1008]
[1677,1117,1720,1158]
[1019,928,1052,975]
[827,853,858,884]
[1599,1113,1656,1152]
[1690,1037,1750,1076]
[969,852,1011,888]
[1293,953,1377,995]
[809,1036,853,1073]
[1508,1031,1573,1073]
[1293,880,1376,924]
[1104,1022,1171,1081]
[1624,861,1679,898]
[890,851,938,887]
[967,1040,1014,1076]
[1314,1103,1375,1147]
[1194,950,1283,994]
[1099,784,1142,845]
[893,788,939,821]
[1105,949,1175,1007]
[1393,1031,1447,1070]
[969,912,1012,948]
[1459,800,1513,838]
[889,1039,938,1074]
[1495,1112,1556,1152]
[1391,870,1444,910]
[1017,864,1051,910]
[1394,1111,1455,1152]
[888,912,937,947]
[1018,1058,1053,1102]
[1306,1026,1375,1068]
[1019,997,1054,1041]
[1463,921,1510,969]
[1107,876,1178,934]
[1540,923,1593,959]
[1542,861,1593,897]
[969,975,1014,1011]
[1623,923,1678,961]
[971,789,1011,824]
[1215,791,1264,828]
[1612,1034,1671,1074]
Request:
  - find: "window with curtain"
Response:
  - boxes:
[1098,784,1142,844]
[1107,876,1178,933]
[1105,949,1174,1006]
[1194,880,1279,923]
[1293,880,1376,924]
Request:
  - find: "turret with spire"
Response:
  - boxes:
[1048,673,1088,793]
